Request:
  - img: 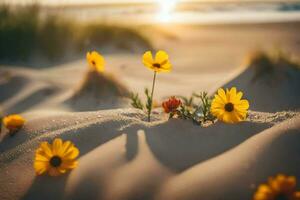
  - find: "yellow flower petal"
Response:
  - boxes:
[34,161,49,175]
[155,50,169,64]
[142,51,154,68]
[234,110,247,121]
[225,87,235,102]
[221,112,233,124]
[160,61,172,72]
[35,152,50,162]
[236,91,243,101]
[62,160,78,169]
[237,99,250,110]
[40,142,53,158]
[217,88,227,103]
[63,146,80,160]
[60,141,73,155]
[52,138,63,155]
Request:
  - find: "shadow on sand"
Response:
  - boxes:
[144,119,271,172]
[22,176,68,200]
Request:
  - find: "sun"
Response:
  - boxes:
[156,0,179,23]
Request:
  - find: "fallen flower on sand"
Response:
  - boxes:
[253,174,300,200]
[2,114,25,135]
[210,87,249,124]
[34,138,79,176]
[86,51,105,73]
[142,50,172,122]
[162,96,181,118]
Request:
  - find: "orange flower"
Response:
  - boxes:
[162,97,181,113]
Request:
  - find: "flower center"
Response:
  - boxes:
[274,194,289,200]
[91,60,96,66]
[224,103,234,112]
[153,63,161,68]
[50,156,62,167]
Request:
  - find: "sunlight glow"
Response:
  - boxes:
[156,0,179,23]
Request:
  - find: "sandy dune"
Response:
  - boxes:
[0,109,298,200]
[0,22,300,200]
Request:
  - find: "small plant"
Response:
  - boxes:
[193,92,215,123]
[180,92,216,125]
[142,50,172,122]
[130,90,216,125]
[129,88,158,119]
[144,88,153,121]
[162,96,182,119]
[130,92,144,110]
[130,50,172,122]
[160,92,216,125]
[178,95,194,107]
[178,104,195,121]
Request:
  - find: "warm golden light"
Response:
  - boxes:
[156,0,178,23]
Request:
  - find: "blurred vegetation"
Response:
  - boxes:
[246,49,300,83]
[0,5,152,67]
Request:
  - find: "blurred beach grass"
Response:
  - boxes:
[244,49,300,84]
[0,5,152,67]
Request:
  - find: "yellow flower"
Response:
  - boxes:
[86,51,105,73]
[34,138,79,176]
[142,50,172,72]
[3,114,25,133]
[210,87,249,124]
[253,174,300,200]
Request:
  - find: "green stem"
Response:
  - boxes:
[148,71,157,122]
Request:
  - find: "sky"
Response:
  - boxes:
[3,0,296,6]
[6,0,169,4]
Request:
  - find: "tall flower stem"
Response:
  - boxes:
[148,71,157,122]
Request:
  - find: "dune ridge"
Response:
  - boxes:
[0,108,298,200]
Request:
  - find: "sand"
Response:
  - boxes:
[0,22,300,200]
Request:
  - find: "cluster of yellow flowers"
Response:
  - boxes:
[80,49,251,124]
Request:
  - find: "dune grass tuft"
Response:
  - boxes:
[0,5,39,63]
[0,4,153,67]
[246,49,300,83]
